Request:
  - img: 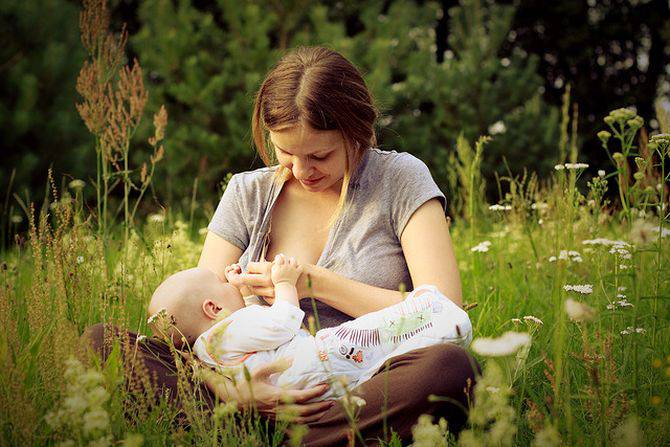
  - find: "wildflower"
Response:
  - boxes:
[489,204,512,211]
[554,164,565,171]
[531,202,549,210]
[563,284,593,294]
[609,245,632,259]
[597,130,611,144]
[523,315,543,325]
[68,179,86,190]
[550,250,582,263]
[488,120,507,135]
[607,107,637,123]
[618,286,627,292]
[148,213,165,223]
[147,308,167,325]
[619,264,629,270]
[564,162,589,170]
[511,318,522,325]
[652,225,670,238]
[10,214,23,224]
[620,326,646,335]
[83,408,109,436]
[213,401,238,420]
[650,133,670,145]
[612,152,625,163]
[471,241,492,253]
[582,238,630,247]
[121,433,144,447]
[626,116,644,129]
[598,169,606,177]
[471,331,531,357]
[77,256,84,264]
[531,423,561,447]
[411,414,449,446]
[136,335,147,343]
[564,298,595,322]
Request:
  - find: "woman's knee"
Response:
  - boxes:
[415,344,481,397]
[80,322,111,360]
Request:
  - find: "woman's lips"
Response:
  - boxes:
[302,176,324,185]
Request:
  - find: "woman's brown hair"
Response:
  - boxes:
[251,46,378,227]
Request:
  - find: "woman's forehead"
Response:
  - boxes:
[269,125,343,154]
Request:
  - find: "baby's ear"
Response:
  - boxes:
[202,299,221,320]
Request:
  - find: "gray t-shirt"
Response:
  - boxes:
[208,148,446,328]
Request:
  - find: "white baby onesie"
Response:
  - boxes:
[193,285,473,401]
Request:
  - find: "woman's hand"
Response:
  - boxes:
[202,357,334,424]
[239,261,312,304]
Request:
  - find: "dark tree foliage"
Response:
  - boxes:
[506,0,670,167]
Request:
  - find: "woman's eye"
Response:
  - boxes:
[311,154,328,161]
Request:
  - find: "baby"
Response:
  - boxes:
[147,254,473,401]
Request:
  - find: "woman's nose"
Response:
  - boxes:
[292,157,312,179]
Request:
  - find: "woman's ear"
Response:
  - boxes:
[202,299,223,320]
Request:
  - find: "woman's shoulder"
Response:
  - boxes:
[227,165,280,196]
[365,148,433,179]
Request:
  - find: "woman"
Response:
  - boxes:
[84,46,479,445]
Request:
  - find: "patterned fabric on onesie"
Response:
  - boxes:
[276,284,473,399]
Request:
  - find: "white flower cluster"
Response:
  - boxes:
[609,245,632,259]
[581,238,630,247]
[45,358,111,446]
[549,250,583,263]
[488,120,507,135]
[564,298,596,322]
[457,362,517,446]
[147,307,168,325]
[620,326,646,336]
[471,240,492,253]
[411,414,449,446]
[563,284,593,294]
[471,331,531,357]
[554,163,589,170]
[531,202,549,210]
[511,316,544,331]
[489,204,512,211]
[147,213,165,223]
[606,293,634,310]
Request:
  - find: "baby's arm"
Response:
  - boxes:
[270,254,303,307]
[198,300,306,364]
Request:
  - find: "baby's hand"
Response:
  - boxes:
[224,263,243,287]
[271,254,303,287]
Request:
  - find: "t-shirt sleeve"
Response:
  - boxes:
[207,174,249,250]
[390,153,446,239]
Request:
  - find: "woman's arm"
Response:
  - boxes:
[242,199,463,317]
[313,198,461,315]
[198,231,243,280]
[200,358,334,423]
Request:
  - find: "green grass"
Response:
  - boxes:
[0,167,668,446]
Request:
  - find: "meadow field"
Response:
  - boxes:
[1,0,670,445]
[1,113,669,445]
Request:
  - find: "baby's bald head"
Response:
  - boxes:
[148,267,244,347]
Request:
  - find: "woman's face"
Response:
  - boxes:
[269,124,347,193]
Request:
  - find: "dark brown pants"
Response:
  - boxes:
[82,323,480,446]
